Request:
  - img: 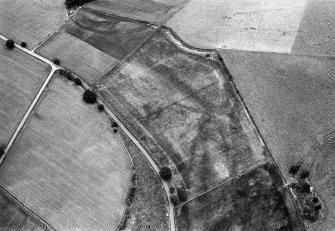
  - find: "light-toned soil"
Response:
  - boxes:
[0,75,133,231]
[0,0,67,49]
[166,0,308,52]
[96,29,267,198]
[84,0,188,23]
[291,0,335,56]
[0,39,50,145]
[220,49,335,177]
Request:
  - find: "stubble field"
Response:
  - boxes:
[0,75,133,231]
[0,40,50,145]
[0,0,67,49]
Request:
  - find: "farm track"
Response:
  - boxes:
[0,35,60,230]
[0,5,304,228]
[0,33,176,231]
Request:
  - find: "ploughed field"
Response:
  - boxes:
[37,9,154,83]
[0,186,49,231]
[84,0,188,23]
[0,39,50,145]
[95,28,268,199]
[0,75,133,231]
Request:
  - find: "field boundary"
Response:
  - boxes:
[175,161,270,208]
[92,25,159,86]
[297,130,335,166]
[32,6,81,52]
[0,68,57,165]
[0,185,56,230]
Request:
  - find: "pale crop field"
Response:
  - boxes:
[0,75,133,231]
[37,31,117,83]
[0,0,67,49]
[0,39,50,145]
[220,49,335,177]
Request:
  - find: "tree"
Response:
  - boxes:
[97,104,104,111]
[289,165,300,175]
[112,121,118,128]
[53,58,60,65]
[159,167,172,181]
[83,90,97,104]
[6,39,15,49]
[65,0,96,9]
[170,194,179,205]
[74,78,82,86]
[177,188,188,202]
[20,42,27,48]
[300,170,310,179]
[301,182,311,193]
[312,197,319,203]
[0,145,5,158]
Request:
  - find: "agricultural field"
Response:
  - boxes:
[96,28,268,199]
[298,134,335,231]
[0,187,49,231]
[0,39,50,145]
[220,49,335,177]
[176,163,304,231]
[0,75,133,231]
[118,130,169,231]
[291,0,335,56]
[0,0,67,49]
[84,0,188,23]
[166,0,308,52]
[37,9,154,83]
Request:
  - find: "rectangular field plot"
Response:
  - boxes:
[37,10,154,83]
[0,0,66,49]
[0,75,133,231]
[96,29,268,198]
[0,40,50,145]
[177,163,304,231]
[0,187,49,231]
[37,31,117,83]
[84,0,188,23]
[220,49,335,177]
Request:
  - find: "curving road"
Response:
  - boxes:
[0,35,175,231]
[0,35,59,231]
[98,101,176,231]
